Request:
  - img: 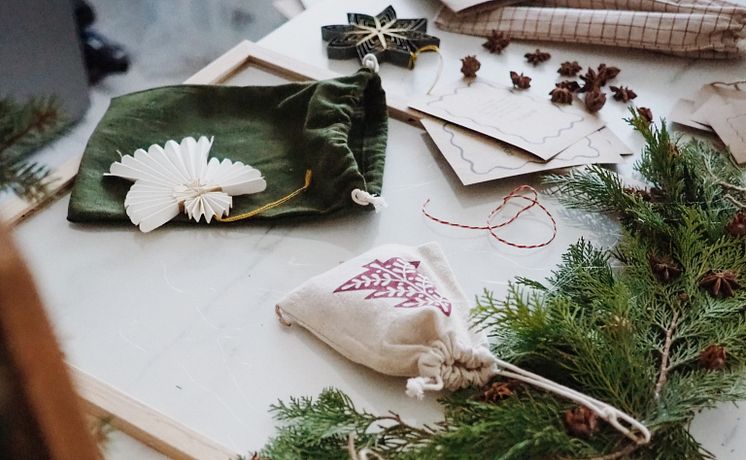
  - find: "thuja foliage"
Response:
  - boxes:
[260,112,746,459]
[0,96,65,200]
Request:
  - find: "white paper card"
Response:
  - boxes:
[410,79,605,161]
[422,117,629,186]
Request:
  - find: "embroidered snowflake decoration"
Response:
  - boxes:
[334,257,452,316]
[106,136,266,232]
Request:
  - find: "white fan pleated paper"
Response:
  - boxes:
[106,136,267,232]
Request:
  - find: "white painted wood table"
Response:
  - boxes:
[12,0,746,457]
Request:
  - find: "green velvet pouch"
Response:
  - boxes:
[67,68,387,226]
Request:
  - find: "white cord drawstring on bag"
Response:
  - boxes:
[362,53,380,73]
[351,189,388,211]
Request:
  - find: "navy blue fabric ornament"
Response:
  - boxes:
[321,6,440,68]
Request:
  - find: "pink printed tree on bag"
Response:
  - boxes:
[334,257,452,316]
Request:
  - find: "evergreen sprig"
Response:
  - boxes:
[0,96,66,200]
[261,110,746,459]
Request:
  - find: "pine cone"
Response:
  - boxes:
[525,49,551,65]
[480,381,514,403]
[650,255,682,283]
[699,270,740,298]
[510,71,531,89]
[700,344,727,370]
[460,55,481,79]
[557,80,581,92]
[558,61,582,77]
[726,212,746,237]
[549,86,574,104]
[482,30,510,54]
[610,86,637,102]
[563,406,598,439]
[638,107,654,124]
[596,63,620,85]
[584,89,606,113]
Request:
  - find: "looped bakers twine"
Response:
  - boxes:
[422,185,557,249]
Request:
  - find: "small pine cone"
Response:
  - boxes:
[482,30,511,54]
[610,85,637,102]
[556,80,581,92]
[510,71,531,89]
[638,107,653,124]
[579,67,599,93]
[700,344,727,370]
[597,63,621,85]
[525,49,551,65]
[558,61,582,77]
[480,381,514,403]
[650,255,682,283]
[726,212,746,237]
[584,89,606,113]
[563,406,598,439]
[699,270,740,298]
[460,55,481,79]
[549,86,574,104]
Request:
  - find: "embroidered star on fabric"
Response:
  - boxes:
[321,5,440,68]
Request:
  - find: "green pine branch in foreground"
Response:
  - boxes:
[259,110,746,460]
[0,96,66,200]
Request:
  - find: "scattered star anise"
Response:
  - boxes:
[726,212,746,237]
[610,85,637,102]
[625,186,651,201]
[550,85,574,104]
[597,63,621,85]
[480,380,515,403]
[700,344,727,370]
[558,60,582,76]
[482,30,510,53]
[564,405,598,439]
[638,107,654,124]
[579,67,599,93]
[584,89,606,113]
[525,49,551,65]
[510,71,531,89]
[650,255,682,283]
[460,55,481,79]
[700,270,740,298]
[557,80,581,92]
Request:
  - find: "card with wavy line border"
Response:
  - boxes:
[422,117,629,185]
[410,79,605,160]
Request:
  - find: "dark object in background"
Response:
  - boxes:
[0,0,89,123]
[73,0,130,84]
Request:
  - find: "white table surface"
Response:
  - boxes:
[13,0,746,457]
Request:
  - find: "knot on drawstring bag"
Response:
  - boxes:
[351,189,388,212]
[362,54,380,73]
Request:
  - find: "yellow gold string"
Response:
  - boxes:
[408,45,443,95]
[216,169,312,223]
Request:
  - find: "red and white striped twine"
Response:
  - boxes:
[422,185,557,249]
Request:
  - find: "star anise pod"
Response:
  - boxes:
[482,30,511,53]
[550,85,574,104]
[584,88,606,113]
[480,380,514,403]
[558,61,582,76]
[564,406,598,439]
[650,255,682,283]
[510,71,531,89]
[557,80,581,92]
[578,67,599,93]
[638,107,653,124]
[726,212,746,237]
[596,63,620,85]
[700,270,740,298]
[460,55,481,79]
[610,85,637,102]
[525,49,551,65]
[700,344,727,370]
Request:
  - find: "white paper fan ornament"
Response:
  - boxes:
[105,136,267,232]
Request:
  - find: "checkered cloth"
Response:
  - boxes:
[436,0,746,58]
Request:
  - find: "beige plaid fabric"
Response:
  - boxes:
[436,0,746,59]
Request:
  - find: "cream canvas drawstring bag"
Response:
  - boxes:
[276,242,650,446]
